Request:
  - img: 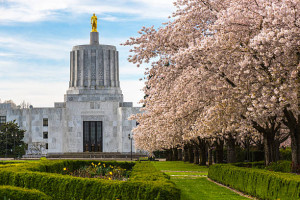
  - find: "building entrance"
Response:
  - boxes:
[83,121,103,152]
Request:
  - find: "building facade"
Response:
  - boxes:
[0,31,140,156]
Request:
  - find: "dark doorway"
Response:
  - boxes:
[83,121,103,152]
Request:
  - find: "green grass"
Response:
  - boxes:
[152,161,249,200]
[173,178,249,200]
[152,161,209,172]
[163,171,207,176]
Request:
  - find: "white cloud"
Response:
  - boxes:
[0,80,68,107]
[0,34,70,60]
[120,79,145,107]
[0,0,176,23]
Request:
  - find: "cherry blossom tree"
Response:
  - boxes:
[125,0,299,169]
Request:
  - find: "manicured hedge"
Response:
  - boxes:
[208,164,300,200]
[0,185,51,200]
[0,160,180,200]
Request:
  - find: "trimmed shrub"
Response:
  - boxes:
[209,164,300,200]
[266,161,291,173]
[280,148,292,161]
[233,161,265,169]
[0,185,51,200]
[0,160,180,200]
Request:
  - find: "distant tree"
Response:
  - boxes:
[3,100,16,107]
[19,100,31,109]
[0,120,27,158]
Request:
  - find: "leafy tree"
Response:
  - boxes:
[0,120,27,158]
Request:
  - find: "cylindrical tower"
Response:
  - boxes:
[65,31,123,102]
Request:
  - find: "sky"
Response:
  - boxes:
[0,0,175,107]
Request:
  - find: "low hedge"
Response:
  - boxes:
[0,185,51,200]
[265,161,291,173]
[208,164,300,200]
[0,160,180,200]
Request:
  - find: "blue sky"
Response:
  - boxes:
[0,0,175,107]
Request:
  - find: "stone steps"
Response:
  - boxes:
[46,152,147,159]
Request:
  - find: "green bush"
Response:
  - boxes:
[209,164,300,200]
[233,161,265,169]
[0,160,180,200]
[280,148,292,161]
[266,161,291,173]
[0,185,51,200]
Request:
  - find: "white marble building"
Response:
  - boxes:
[0,32,141,156]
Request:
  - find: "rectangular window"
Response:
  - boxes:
[43,132,48,139]
[0,116,6,128]
[46,143,48,150]
[43,118,48,127]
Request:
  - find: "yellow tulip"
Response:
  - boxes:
[63,168,66,171]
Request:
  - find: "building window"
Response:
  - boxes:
[46,143,48,150]
[0,116,6,127]
[43,132,48,139]
[43,118,48,127]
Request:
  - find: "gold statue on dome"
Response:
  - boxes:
[91,13,98,32]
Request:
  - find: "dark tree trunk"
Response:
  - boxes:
[252,117,281,166]
[183,145,189,162]
[263,132,276,166]
[172,148,178,161]
[215,140,224,163]
[274,139,280,162]
[226,134,236,163]
[197,137,207,166]
[188,144,194,163]
[283,107,300,173]
[165,149,172,161]
[178,149,183,161]
[194,147,199,164]
[208,147,213,166]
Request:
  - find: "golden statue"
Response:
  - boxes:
[91,13,98,32]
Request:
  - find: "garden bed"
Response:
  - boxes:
[0,159,180,200]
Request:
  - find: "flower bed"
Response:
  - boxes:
[0,160,180,200]
[63,162,129,180]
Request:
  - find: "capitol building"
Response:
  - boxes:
[0,20,141,157]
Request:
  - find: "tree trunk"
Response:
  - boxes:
[178,149,183,161]
[172,148,178,161]
[291,133,300,173]
[194,147,199,164]
[227,135,236,163]
[283,107,300,173]
[188,144,194,163]
[199,146,207,166]
[252,117,281,166]
[165,149,172,161]
[197,137,207,166]
[274,139,280,162]
[183,145,189,162]
[263,131,276,166]
[208,147,213,166]
[215,140,224,163]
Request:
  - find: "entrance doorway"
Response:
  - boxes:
[83,121,103,152]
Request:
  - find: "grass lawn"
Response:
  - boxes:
[152,161,250,200]
[152,161,209,172]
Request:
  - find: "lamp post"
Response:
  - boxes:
[128,133,133,161]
